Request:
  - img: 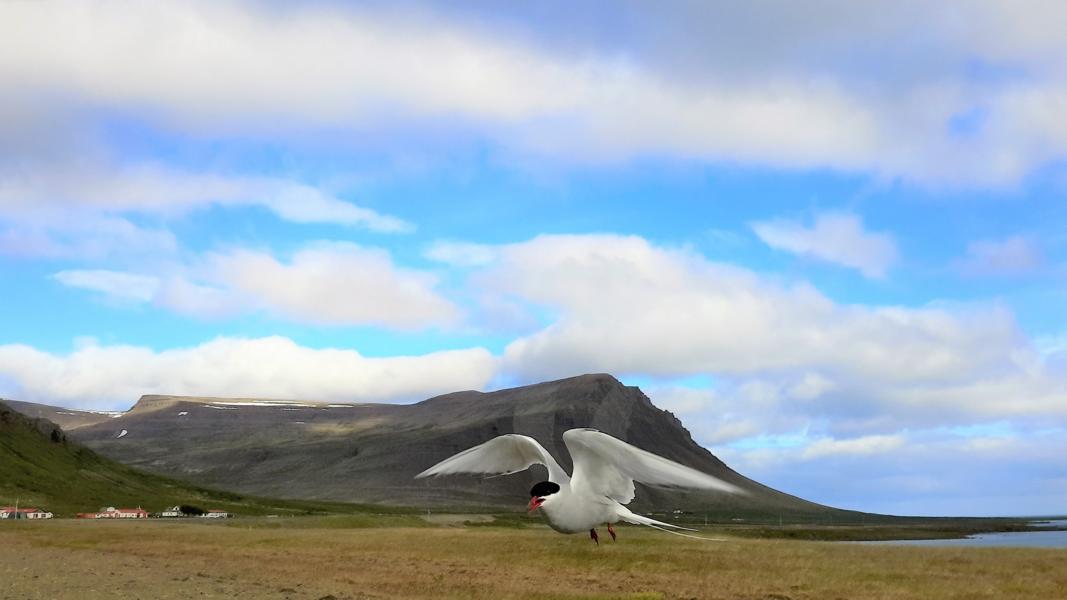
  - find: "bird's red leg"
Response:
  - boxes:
[589,528,599,545]
[607,523,616,542]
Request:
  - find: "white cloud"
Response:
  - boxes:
[800,434,907,459]
[493,234,1010,383]
[52,270,160,303]
[0,163,411,236]
[954,235,1043,277]
[257,183,412,233]
[204,243,458,329]
[752,212,899,278]
[53,242,460,330]
[0,336,497,409]
[464,233,1067,429]
[0,161,411,262]
[6,1,1067,183]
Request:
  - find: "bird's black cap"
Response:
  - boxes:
[530,481,560,498]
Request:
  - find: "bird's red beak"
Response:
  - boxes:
[527,497,544,513]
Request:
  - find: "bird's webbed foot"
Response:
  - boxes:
[589,528,599,545]
[607,523,616,542]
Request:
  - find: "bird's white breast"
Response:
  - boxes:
[539,488,621,534]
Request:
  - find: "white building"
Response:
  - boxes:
[0,506,53,519]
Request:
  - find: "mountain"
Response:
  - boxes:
[0,403,399,517]
[4,375,864,520]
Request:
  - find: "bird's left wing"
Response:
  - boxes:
[415,434,570,484]
[564,428,743,504]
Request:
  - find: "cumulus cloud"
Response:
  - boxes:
[752,212,899,278]
[0,336,497,409]
[53,242,459,330]
[954,235,1043,277]
[6,1,1067,183]
[459,233,1067,431]
[493,234,1010,382]
[203,243,458,328]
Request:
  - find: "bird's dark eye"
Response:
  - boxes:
[530,481,560,497]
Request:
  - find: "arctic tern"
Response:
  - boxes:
[416,428,744,543]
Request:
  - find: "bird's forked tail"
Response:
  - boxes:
[615,506,730,542]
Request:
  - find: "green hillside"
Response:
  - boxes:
[0,404,405,517]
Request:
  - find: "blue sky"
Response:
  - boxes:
[1,1,1066,517]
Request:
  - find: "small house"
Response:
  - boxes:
[160,506,184,518]
[0,506,53,520]
[203,509,230,518]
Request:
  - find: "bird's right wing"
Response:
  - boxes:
[564,428,744,504]
[415,434,570,484]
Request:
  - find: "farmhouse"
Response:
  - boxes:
[160,506,184,518]
[112,507,149,519]
[0,506,53,520]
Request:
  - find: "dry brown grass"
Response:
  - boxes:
[1,519,1064,599]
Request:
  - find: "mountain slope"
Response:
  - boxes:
[0,403,397,517]
[1,398,119,430]
[7,375,863,519]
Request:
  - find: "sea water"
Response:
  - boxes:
[856,519,1067,548]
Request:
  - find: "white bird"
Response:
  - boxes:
[415,428,745,543]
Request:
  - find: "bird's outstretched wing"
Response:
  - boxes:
[415,434,570,484]
[563,428,743,504]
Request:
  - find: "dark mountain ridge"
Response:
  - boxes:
[4,374,861,519]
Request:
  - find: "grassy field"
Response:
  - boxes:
[1,518,1064,600]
